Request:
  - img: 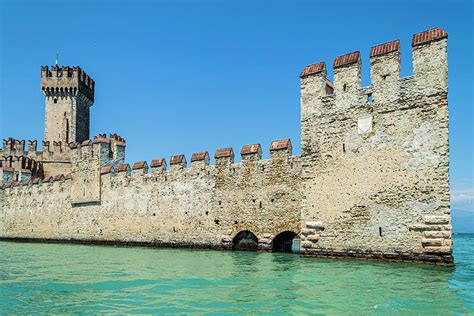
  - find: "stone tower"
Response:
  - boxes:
[41,66,95,144]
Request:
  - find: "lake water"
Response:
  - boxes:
[1,234,473,314]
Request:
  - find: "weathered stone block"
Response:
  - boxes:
[305,221,324,229]
[422,238,443,247]
[424,215,450,225]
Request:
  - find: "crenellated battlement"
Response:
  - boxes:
[103,139,297,182]
[69,133,126,167]
[0,133,126,185]
[41,66,94,103]
[300,27,448,118]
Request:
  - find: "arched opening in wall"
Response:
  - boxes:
[272,231,297,253]
[232,230,258,251]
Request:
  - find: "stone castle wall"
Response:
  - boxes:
[0,141,301,250]
[0,28,452,264]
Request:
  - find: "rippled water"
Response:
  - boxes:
[0,234,473,314]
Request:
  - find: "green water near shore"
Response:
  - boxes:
[0,234,473,314]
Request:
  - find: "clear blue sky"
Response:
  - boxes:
[1,0,473,229]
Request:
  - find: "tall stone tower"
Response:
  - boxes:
[41,66,95,144]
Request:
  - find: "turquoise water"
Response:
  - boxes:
[1,235,473,314]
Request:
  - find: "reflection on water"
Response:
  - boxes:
[0,235,472,314]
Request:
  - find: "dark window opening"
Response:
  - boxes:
[379,227,383,237]
[152,213,156,216]
[54,98,58,104]
[271,199,274,203]
[367,93,373,104]
[343,143,346,153]
[343,84,347,92]
[205,211,209,215]
[65,119,69,144]
[383,74,389,82]
[234,221,238,224]
[218,201,222,206]
[214,219,220,225]
[259,201,262,208]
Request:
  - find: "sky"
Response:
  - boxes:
[0,0,473,231]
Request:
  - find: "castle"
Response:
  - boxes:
[0,28,453,265]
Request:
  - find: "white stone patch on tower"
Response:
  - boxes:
[358,115,373,134]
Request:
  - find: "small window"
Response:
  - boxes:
[367,94,373,104]
[342,143,346,153]
[382,74,389,82]
[54,99,58,104]
[379,227,383,237]
[343,84,347,92]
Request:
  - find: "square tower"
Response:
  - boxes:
[41,66,95,144]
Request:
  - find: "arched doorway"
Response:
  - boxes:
[232,230,258,251]
[272,231,297,253]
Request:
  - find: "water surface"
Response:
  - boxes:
[0,234,473,314]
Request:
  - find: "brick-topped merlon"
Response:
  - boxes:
[300,62,326,78]
[333,51,360,69]
[132,161,147,169]
[214,148,234,159]
[114,164,130,173]
[270,139,292,158]
[150,159,166,168]
[100,166,112,174]
[270,139,292,151]
[110,133,126,146]
[132,161,148,175]
[370,40,400,58]
[191,152,210,167]
[191,152,209,162]
[412,27,447,47]
[150,158,167,173]
[41,65,94,103]
[370,40,401,94]
[412,27,448,93]
[93,134,109,143]
[241,144,262,161]
[170,154,186,169]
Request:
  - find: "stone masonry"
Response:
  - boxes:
[0,28,452,265]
